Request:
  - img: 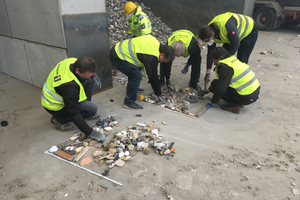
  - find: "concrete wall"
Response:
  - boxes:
[60,0,112,89]
[0,0,112,90]
[136,0,255,35]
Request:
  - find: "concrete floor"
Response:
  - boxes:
[1,27,300,199]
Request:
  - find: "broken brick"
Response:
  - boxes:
[80,156,92,166]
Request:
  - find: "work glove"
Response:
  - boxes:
[181,63,191,74]
[197,89,209,96]
[89,130,105,142]
[127,34,133,39]
[204,73,211,84]
[206,101,213,108]
[155,95,165,103]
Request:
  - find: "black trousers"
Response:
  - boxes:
[223,22,258,64]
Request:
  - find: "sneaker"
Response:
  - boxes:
[189,83,201,91]
[123,102,143,110]
[221,104,241,114]
[50,117,73,132]
[86,113,101,120]
[137,88,144,93]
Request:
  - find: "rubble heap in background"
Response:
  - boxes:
[106,0,173,48]
[49,116,175,170]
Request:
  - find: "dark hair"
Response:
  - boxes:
[159,44,175,62]
[209,47,231,60]
[74,57,96,73]
[198,23,219,40]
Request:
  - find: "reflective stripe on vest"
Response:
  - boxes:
[118,39,141,67]
[235,75,257,91]
[43,82,64,103]
[236,14,249,40]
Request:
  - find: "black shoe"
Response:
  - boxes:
[123,102,143,110]
[50,117,73,132]
[189,83,201,91]
[137,88,144,93]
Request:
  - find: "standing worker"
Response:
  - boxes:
[110,35,175,110]
[41,57,105,141]
[199,47,260,114]
[199,12,258,87]
[160,30,201,91]
[124,1,152,39]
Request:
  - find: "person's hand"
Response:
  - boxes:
[155,95,165,103]
[204,73,210,84]
[197,89,209,96]
[181,63,190,74]
[89,130,105,142]
[127,34,133,39]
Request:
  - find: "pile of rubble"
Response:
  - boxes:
[106,0,173,48]
[48,116,175,170]
[142,85,200,117]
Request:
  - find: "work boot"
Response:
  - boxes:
[189,83,201,91]
[166,79,172,87]
[137,88,144,93]
[50,117,73,132]
[86,113,100,120]
[221,104,241,114]
[123,102,143,110]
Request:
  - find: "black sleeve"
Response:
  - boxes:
[137,53,161,96]
[56,82,93,135]
[224,17,240,55]
[207,43,216,69]
[187,37,201,65]
[210,63,234,103]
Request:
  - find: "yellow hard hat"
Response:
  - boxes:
[124,1,136,15]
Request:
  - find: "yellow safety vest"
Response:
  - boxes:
[128,6,152,37]
[208,12,254,44]
[167,30,194,58]
[41,58,87,111]
[215,56,259,95]
[115,35,160,67]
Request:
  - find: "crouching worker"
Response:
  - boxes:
[41,57,105,142]
[198,47,260,114]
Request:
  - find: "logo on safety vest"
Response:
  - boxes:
[54,75,61,82]
[232,31,235,35]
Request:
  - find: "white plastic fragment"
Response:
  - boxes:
[49,146,58,153]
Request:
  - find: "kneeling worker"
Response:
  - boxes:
[199,47,260,114]
[41,57,105,141]
[110,34,175,110]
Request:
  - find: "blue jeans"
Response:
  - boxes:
[110,51,142,104]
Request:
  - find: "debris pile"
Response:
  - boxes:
[48,115,175,170]
[106,0,173,48]
[141,85,201,117]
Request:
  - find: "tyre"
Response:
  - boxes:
[253,7,276,31]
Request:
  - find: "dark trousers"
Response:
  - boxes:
[110,51,142,104]
[160,54,201,87]
[210,79,258,105]
[45,78,97,124]
[223,23,258,64]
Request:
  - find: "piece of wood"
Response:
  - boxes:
[74,146,89,162]
[54,150,73,161]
